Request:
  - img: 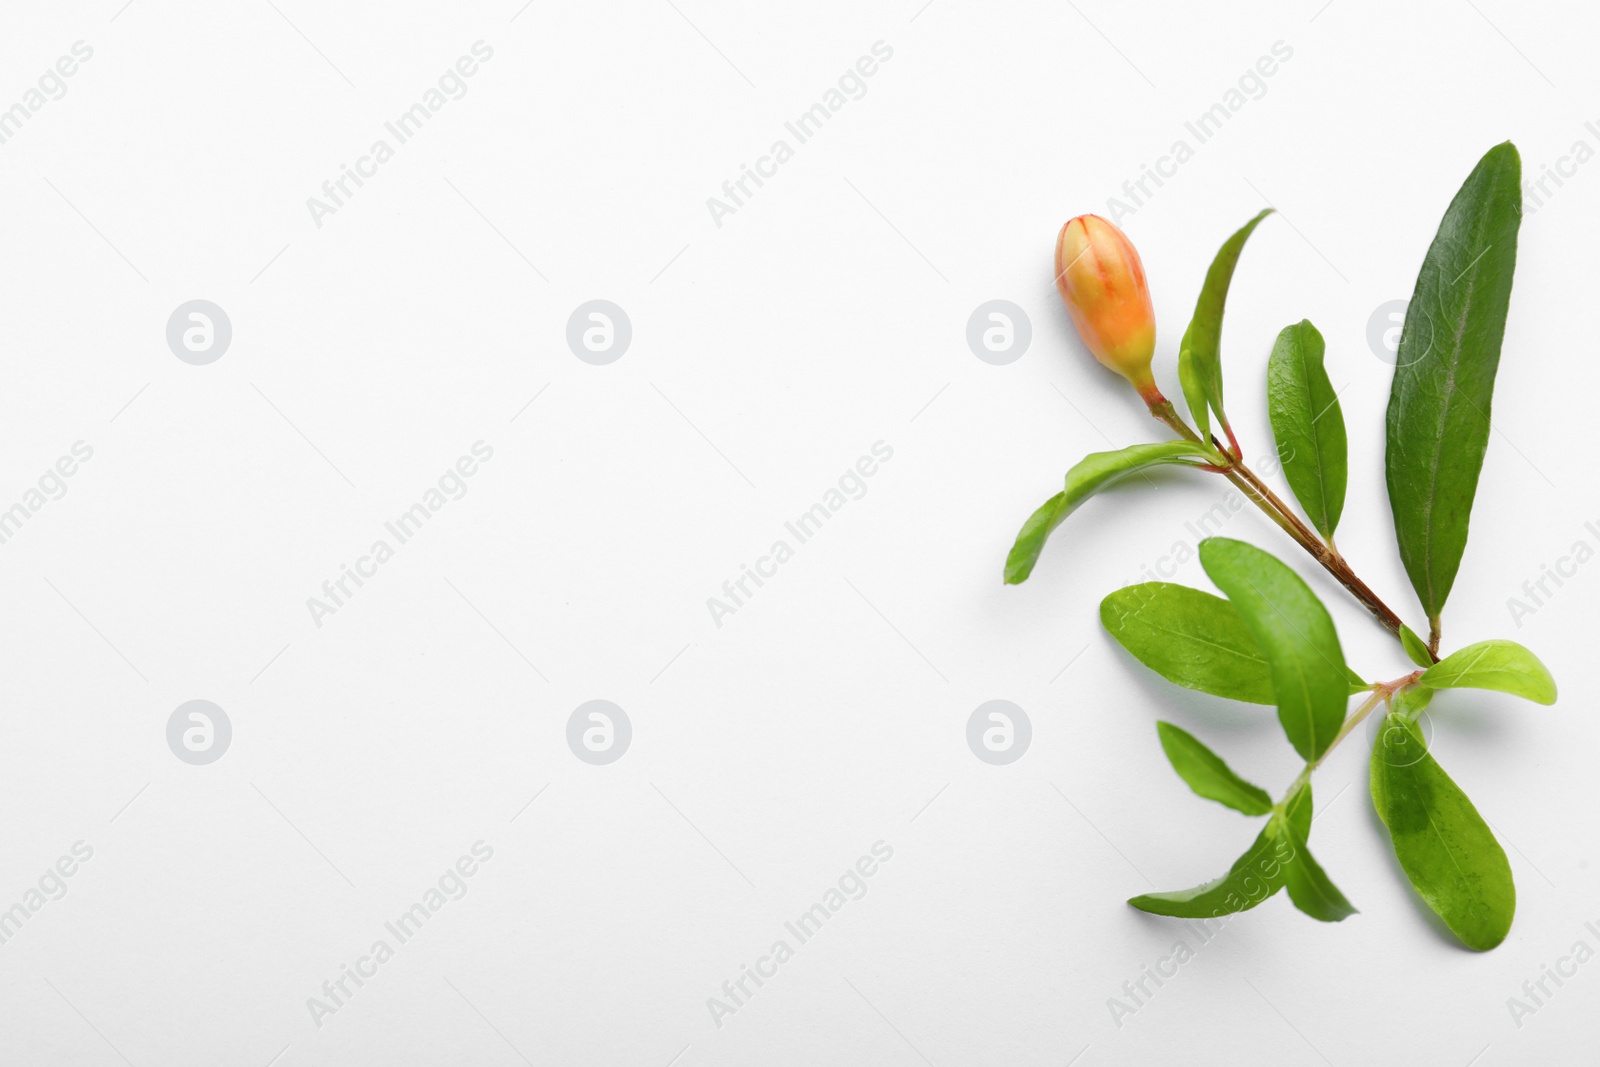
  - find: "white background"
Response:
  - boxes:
[0,0,1595,1064]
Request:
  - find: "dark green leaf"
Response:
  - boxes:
[1267,319,1347,539]
[1177,209,1274,437]
[1280,785,1357,922]
[1386,142,1523,624]
[1199,538,1350,761]
[1422,639,1557,705]
[1127,818,1296,918]
[1155,722,1274,815]
[1399,624,1433,668]
[1100,583,1274,704]
[1004,442,1213,583]
[1370,713,1515,950]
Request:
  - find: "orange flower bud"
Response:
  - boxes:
[1055,215,1162,404]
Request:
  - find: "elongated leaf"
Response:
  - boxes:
[1399,624,1433,669]
[1156,722,1273,815]
[1178,350,1211,441]
[1284,781,1312,842]
[1285,840,1355,922]
[1004,442,1213,583]
[1386,142,1523,625]
[1100,583,1274,704]
[1177,209,1273,436]
[1370,713,1515,950]
[1422,639,1557,705]
[1128,818,1296,918]
[1267,320,1347,539]
[1279,785,1357,922]
[1198,538,1349,761]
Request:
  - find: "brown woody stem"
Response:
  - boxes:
[1146,400,1431,660]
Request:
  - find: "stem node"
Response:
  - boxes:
[1147,400,1433,660]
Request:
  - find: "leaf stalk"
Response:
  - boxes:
[1282,672,1422,804]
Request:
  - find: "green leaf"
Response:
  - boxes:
[1386,142,1523,623]
[1284,780,1312,842]
[1399,624,1433,668]
[1178,351,1211,441]
[1127,817,1296,919]
[1177,208,1274,437]
[1198,538,1350,761]
[1155,722,1274,815]
[1345,663,1370,694]
[1370,712,1515,950]
[1421,639,1557,705]
[1004,442,1214,584]
[1099,583,1275,704]
[1280,785,1358,922]
[1392,684,1433,720]
[1267,320,1347,539]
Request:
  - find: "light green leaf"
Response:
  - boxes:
[1392,684,1433,720]
[1370,713,1515,950]
[1386,142,1523,623]
[1127,818,1296,919]
[1280,785,1357,922]
[1345,663,1371,695]
[1346,662,1371,692]
[1177,209,1274,437]
[1179,352,1211,441]
[1399,624,1433,668]
[1422,639,1557,705]
[1100,583,1274,704]
[1267,319,1347,539]
[1199,538,1350,761]
[1156,722,1274,815]
[1004,442,1214,584]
